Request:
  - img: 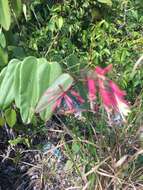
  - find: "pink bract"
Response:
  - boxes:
[52,88,84,114]
[87,64,130,123]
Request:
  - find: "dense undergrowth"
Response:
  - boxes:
[0,0,143,189]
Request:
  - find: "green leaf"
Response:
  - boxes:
[72,143,80,154]
[11,0,22,18]
[0,67,7,85]
[0,46,8,65]
[48,62,62,84]
[56,17,64,30]
[12,47,25,59]
[13,57,62,123]
[36,59,54,121]
[36,73,73,114]
[14,62,21,108]
[0,30,6,48]
[0,59,20,109]
[40,105,54,121]
[40,61,62,121]
[37,58,51,100]
[0,116,5,126]
[9,137,23,146]
[48,21,55,32]
[0,0,11,30]
[9,137,30,147]
[0,56,63,123]
[18,56,38,123]
[22,4,27,21]
[97,0,112,6]
[5,108,17,128]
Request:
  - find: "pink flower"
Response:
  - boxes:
[53,88,84,114]
[87,77,96,111]
[109,81,130,120]
[87,64,130,123]
[88,78,96,101]
[95,64,113,75]
[70,90,85,104]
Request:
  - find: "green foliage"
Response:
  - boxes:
[0,115,5,126]
[0,56,64,123]
[39,60,62,120]
[0,0,23,30]
[0,0,142,126]
[0,0,11,30]
[17,56,38,123]
[0,59,19,109]
[16,56,62,123]
[0,46,8,65]
[0,1,143,189]
[0,0,142,124]
[5,108,17,127]
[72,142,80,154]
[11,0,22,18]
[9,136,30,147]
[0,30,6,48]
[0,30,8,65]
[97,0,112,6]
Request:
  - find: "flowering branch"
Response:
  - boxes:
[87,64,130,124]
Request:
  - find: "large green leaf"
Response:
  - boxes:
[0,56,63,123]
[0,59,19,109]
[14,61,21,108]
[36,73,74,114]
[18,56,38,123]
[13,57,62,123]
[0,67,7,85]
[48,62,62,84]
[0,0,11,30]
[37,58,50,100]
[40,61,62,121]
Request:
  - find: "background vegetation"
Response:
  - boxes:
[0,0,143,189]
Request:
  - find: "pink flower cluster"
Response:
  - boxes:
[87,64,130,123]
[54,89,84,114]
[50,64,130,124]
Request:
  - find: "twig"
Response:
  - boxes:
[45,32,59,57]
[131,55,143,75]
[84,156,111,177]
